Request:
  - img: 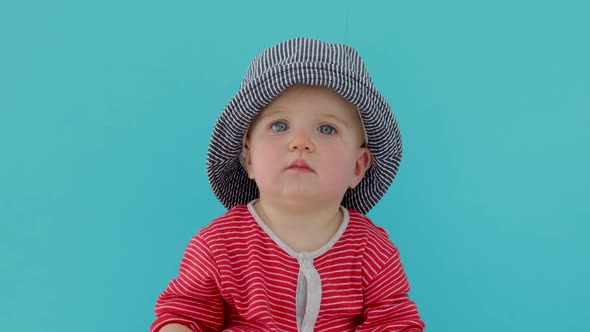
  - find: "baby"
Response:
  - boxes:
[151,38,425,332]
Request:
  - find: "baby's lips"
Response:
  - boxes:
[287,159,314,172]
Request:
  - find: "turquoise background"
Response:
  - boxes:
[1,0,588,330]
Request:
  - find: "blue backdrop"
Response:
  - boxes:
[1,0,588,331]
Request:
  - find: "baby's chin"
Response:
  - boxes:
[259,188,344,208]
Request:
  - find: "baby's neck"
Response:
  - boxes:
[253,198,343,253]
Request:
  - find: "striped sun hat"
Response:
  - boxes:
[206,37,403,215]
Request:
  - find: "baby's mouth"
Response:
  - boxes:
[286,159,315,173]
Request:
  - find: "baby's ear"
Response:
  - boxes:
[241,141,255,179]
[349,147,372,188]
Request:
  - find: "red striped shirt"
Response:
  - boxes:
[151,205,424,331]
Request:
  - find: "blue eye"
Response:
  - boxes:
[271,121,288,132]
[318,124,336,135]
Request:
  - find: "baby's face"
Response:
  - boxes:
[243,84,371,207]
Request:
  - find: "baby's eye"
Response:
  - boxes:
[318,124,337,135]
[270,121,288,132]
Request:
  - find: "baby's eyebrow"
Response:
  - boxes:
[320,113,351,128]
[256,108,283,121]
[256,109,351,128]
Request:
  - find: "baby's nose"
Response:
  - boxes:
[289,131,314,152]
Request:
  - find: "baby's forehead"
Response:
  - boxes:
[254,93,358,126]
[260,84,358,115]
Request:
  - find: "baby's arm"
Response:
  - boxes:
[356,237,425,331]
[151,235,226,332]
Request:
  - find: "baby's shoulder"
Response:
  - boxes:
[196,205,257,242]
[345,210,392,241]
[344,210,398,258]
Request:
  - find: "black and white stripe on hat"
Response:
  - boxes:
[206,37,402,214]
